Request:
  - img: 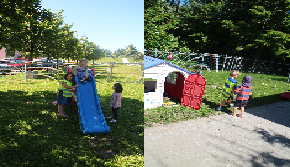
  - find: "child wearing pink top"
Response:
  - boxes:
[107,83,123,122]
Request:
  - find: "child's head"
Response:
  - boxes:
[112,83,123,93]
[64,72,75,82]
[242,75,253,87]
[230,70,241,79]
[79,59,88,67]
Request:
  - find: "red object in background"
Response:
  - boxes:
[6,58,30,69]
[181,73,206,110]
[72,87,77,104]
[281,91,290,100]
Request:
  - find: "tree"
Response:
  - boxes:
[144,0,180,53]
[0,0,41,51]
[22,1,44,61]
[125,44,138,58]
[145,0,290,62]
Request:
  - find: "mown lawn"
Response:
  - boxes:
[0,60,144,166]
[144,70,290,128]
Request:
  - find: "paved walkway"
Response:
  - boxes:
[122,58,129,63]
[145,101,290,167]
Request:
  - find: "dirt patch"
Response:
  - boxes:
[96,149,116,159]
[87,137,116,159]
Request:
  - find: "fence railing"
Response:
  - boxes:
[1,62,144,83]
[145,49,290,77]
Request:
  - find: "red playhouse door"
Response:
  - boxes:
[181,73,206,110]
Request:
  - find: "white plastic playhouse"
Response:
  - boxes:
[144,55,193,109]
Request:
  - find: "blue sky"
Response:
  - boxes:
[40,0,144,53]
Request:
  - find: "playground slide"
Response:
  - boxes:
[75,72,110,134]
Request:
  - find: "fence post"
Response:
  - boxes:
[107,65,110,83]
[155,48,157,58]
[110,62,113,82]
[215,54,218,73]
[25,63,26,81]
[225,55,227,72]
[201,54,204,70]
[234,56,237,70]
[141,63,143,84]
[221,55,224,73]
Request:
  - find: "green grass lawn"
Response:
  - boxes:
[144,70,290,128]
[0,65,144,166]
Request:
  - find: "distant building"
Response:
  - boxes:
[0,47,22,60]
[0,48,6,60]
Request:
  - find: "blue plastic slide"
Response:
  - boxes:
[74,71,110,134]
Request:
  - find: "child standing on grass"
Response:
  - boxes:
[232,75,253,118]
[107,83,123,122]
[73,59,92,83]
[57,72,79,117]
[218,70,241,111]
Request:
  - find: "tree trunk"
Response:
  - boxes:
[30,41,33,62]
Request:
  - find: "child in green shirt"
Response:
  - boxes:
[217,70,241,111]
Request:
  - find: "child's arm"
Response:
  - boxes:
[63,82,77,89]
[233,85,240,95]
[232,84,237,95]
[73,66,79,75]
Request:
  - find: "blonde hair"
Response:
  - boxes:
[230,70,241,76]
[78,59,88,66]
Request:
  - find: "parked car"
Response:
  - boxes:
[47,60,57,68]
[35,59,47,67]
[0,60,12,72]
[6,58,31,70]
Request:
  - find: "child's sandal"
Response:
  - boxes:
[58,114,68,117]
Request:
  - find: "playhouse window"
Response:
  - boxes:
[167,72,177,85]
[144,80,157,93]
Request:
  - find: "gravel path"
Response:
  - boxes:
[145,101,290,167]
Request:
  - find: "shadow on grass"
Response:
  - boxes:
[0,89,143,166]
[87,94,144,160]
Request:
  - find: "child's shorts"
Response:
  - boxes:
[234,100,248,107]
[57,91,73,105]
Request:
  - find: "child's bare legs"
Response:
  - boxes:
[227,98,231,106]
[58,104,64,115]
[237,107,244,118]
[220,99,227,107]
[232,107,238,116]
